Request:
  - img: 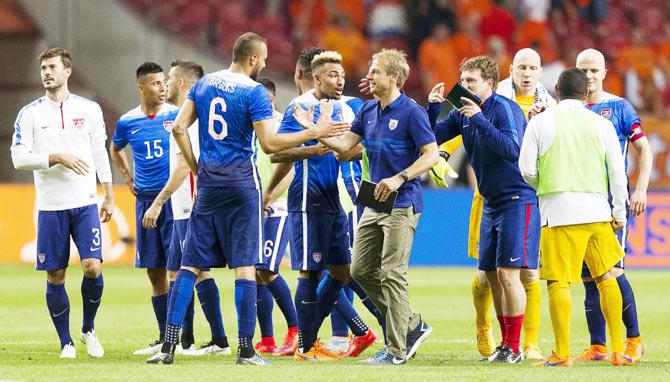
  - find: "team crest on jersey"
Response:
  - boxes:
[72,117,85,129]
[163,120,174,132]
[600,108,612,119]
[312,252,322,263]
[38,253,45,263]
[388,119,399,130]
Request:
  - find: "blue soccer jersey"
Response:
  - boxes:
[338,96,364,204]
[279,91,345,213]
[587,92,643,170]
[113,104,176,192]
[187,70,274,188]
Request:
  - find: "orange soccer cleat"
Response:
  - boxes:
[532,351,573,367]
[611,351,634,366]
[624,336,644,364]
[572,344,609,361]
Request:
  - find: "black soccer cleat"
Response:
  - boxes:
[490,346,524,364]
[146,342,176,365]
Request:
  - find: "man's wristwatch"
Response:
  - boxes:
[399,170,409,182]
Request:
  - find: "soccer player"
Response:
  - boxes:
[11,47,114,358]
[265,51,378,361]
[110,62,176,355]
[141,59,231,356]
[427,56,540,363]
[146,32,349,365]
[309,49,439,365]
[495,47,557,359]
[253,77,299,356]
[519,68,630,366]
[575,48,651,364]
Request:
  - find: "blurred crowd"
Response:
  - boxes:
[127,0,670,116]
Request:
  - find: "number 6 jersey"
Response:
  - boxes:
[187,70,274,189]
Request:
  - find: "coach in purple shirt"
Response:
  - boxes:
[309,49,439,365]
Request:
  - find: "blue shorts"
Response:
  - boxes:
[478,202,540,272]
[347,204,365,248]
[181,186,263,269]
[257,214,290,274]
[289,210,351,271]
[36,204,102,271]
[135,191,173,269]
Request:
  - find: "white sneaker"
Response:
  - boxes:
[175,343,196,355]
[325,336,350,354]
[133,340,162,355]
[59,343,76,359]
[80,331,104,358]
[182,341,231,356]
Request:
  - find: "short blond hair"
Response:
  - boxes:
[311,51,343,74]
[460,55,499,90]
[372,49,410,88]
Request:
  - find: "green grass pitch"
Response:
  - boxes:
[0,264,668,381]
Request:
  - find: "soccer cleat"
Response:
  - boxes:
[293,347,319,362]
[490,346,524,363]
[59,343,76,359]
[133,339,162,355]
[271,327,298,356]
[294,340,342,362]
[405,319,432,360]
[523,343,544,360]
[182,340,232,356]
[476,323,495,357]
[532,351,572,367]
[175,343,196,355]
[361,346,389,363]
[572,344,609,361]
[325,335,351,354]
[146,342,176,365]
[80,330,104,358]
[481,346,503,362]
[344,329,377,358]
[611,351,634,366]
[624,336,644,364]
[254,336,277,353]
[236,352,272,365]
[364,351,406,365]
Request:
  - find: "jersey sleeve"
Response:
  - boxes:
[350,107,364,138]
[248,85,274,123]
[89,103,113,183]
[112,119,128,148]
[620,99,643,142]
[277,103,302,134]
[408,106,436,147]
[187,79,199,102]
[10,106,49,170]
[346,97,365,114]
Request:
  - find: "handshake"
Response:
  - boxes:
[292,99,351,138]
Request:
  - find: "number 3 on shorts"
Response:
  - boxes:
[208,97,228,140]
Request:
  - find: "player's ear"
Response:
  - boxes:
[602,67,607,79]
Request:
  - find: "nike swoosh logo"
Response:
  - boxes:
[90,247,100,252]
[200,302,207,307]
[130,129,140,134]
[52,307,69,317]
[392,357,405,364]
[89,298,102,303]
[300,300,317,304]
[510,257,521,262]
[623,304,631,312]
[584,309,593,312]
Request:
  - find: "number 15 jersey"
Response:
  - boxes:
[188,70,274,189]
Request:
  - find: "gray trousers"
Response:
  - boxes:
[350,207,421,358]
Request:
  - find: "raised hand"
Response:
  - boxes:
[293,103,315,129]
[359,78,371,96]
[428,82,445,104]
[458,97,482,118]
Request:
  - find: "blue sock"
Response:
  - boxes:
[151,293,168,340]
[234,279,257,349]
[583,280,607,345]
[312,275,345,338]
[80,274,103,333]
[46,282,72,348]
[183,290,195,335]
[329,287,351,337]
[295,278,317,351]
[256,284,274,337]
[617,274,640,338]
[164,269,196,344]
[267,275,298,328]
[195,278,226,339]
[333,289,368,337]
[349,280,386,339]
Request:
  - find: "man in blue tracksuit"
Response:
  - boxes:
[426,55,540,364]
